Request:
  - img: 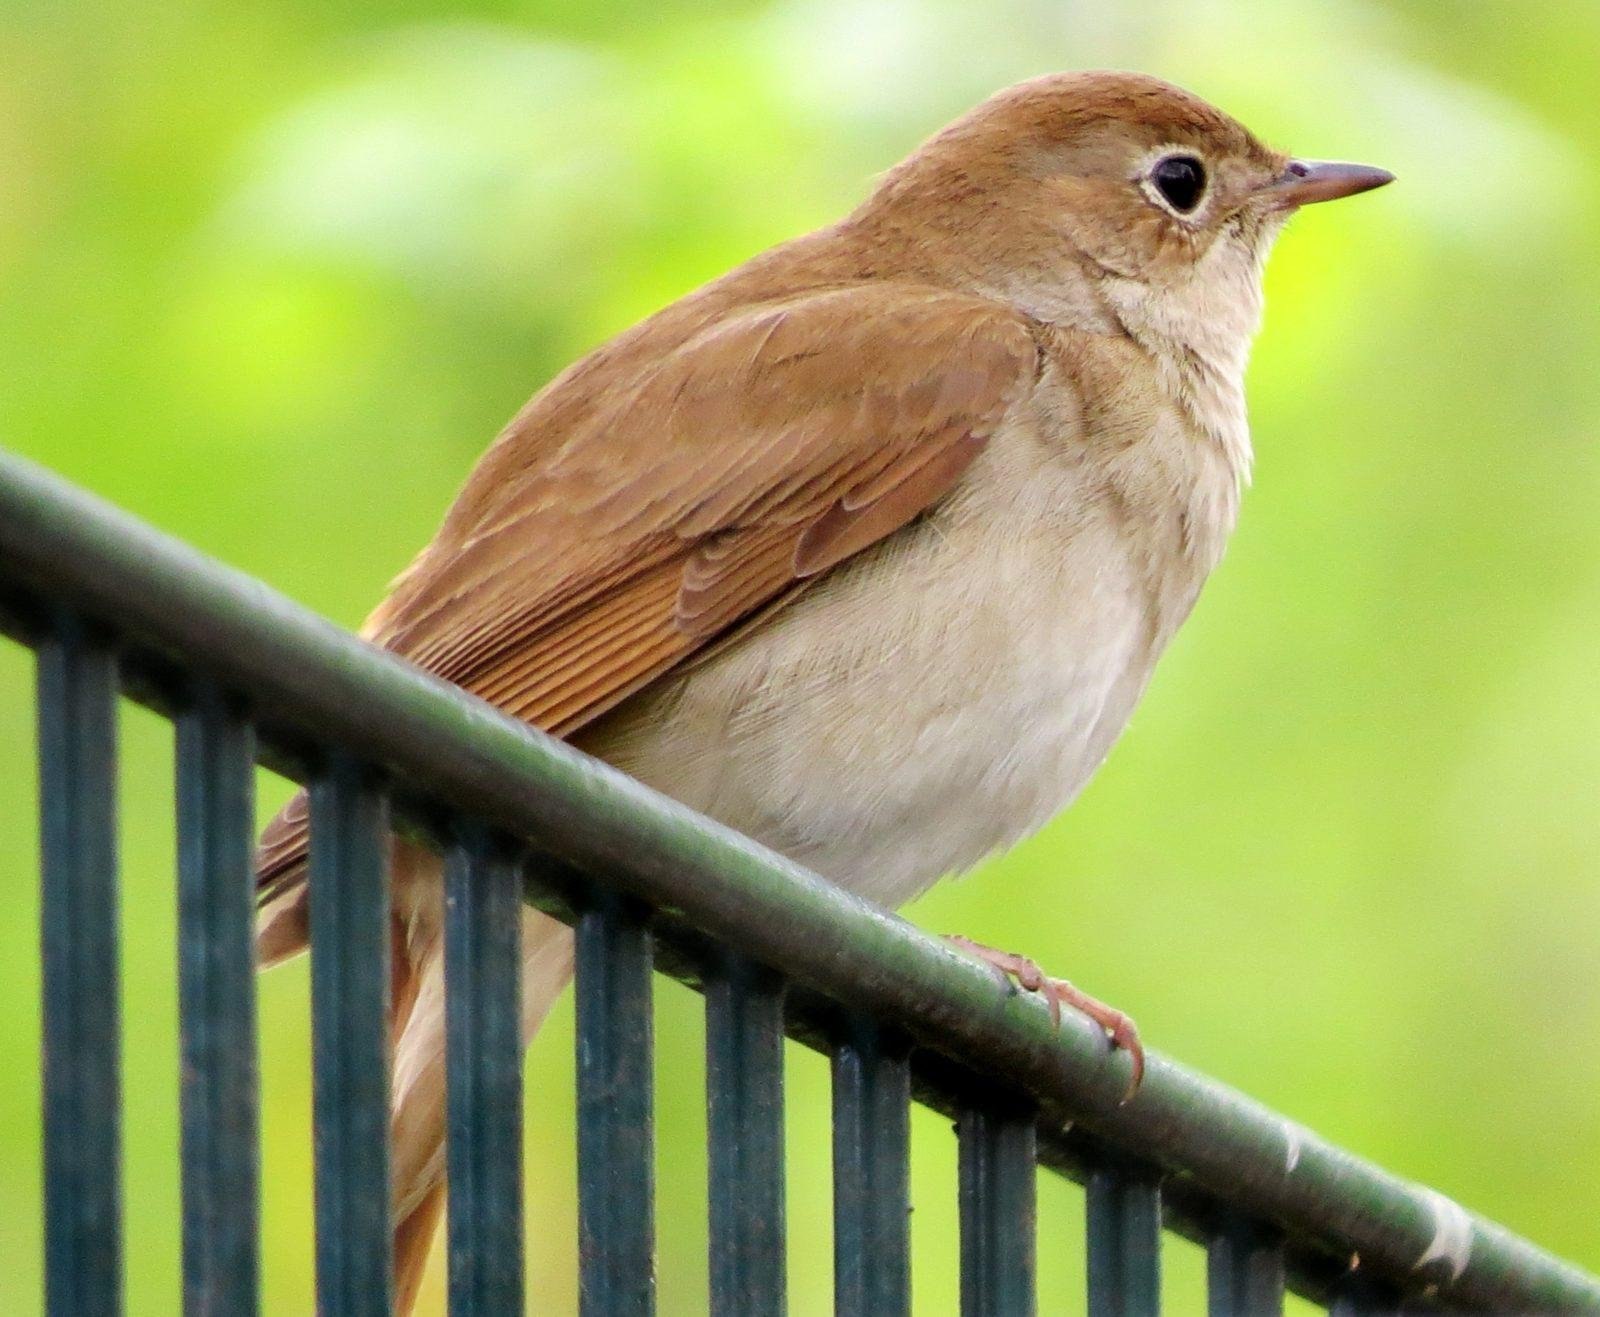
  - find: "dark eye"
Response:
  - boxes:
[1151,154,1207,213]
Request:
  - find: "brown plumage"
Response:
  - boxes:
[253,71,1390,1309]
[255,289,1037,900]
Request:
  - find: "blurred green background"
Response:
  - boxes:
[3,0,1598,1311]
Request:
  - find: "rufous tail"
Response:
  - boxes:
[258,840,575,1315]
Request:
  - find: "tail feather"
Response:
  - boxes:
[255,838,575,1313]
[393,1184,447,1314]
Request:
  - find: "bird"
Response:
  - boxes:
[252,70,1392,1308]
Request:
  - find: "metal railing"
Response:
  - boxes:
[2,444,1597,1315]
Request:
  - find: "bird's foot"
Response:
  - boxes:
[944,934,1144,1103]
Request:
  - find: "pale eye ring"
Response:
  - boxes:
[1150,153,1207,214]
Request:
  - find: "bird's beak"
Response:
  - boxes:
[1266,159,1395,208]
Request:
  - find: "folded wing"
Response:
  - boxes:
[256,283,1038,907]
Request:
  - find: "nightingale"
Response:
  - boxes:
[252,70,1391,1308]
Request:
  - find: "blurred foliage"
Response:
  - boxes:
[2,0,1599,1311]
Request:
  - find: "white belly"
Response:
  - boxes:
[578,436,1169,908]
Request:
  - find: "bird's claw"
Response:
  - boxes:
[944,934,1145,1103]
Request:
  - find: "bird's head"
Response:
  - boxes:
[855,71,1392,371]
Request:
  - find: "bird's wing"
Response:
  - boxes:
[256,283,1039,898]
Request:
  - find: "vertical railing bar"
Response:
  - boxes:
[308,755,392,1316]
[1086,1160,1162,1317]
[443,826,525,1314]
[705,953,786,1317]
[575,885,656,1316]
[38,612,123,1317]
[831,1017,910,1317]
[957,1100,1037,1316]
[175,682,260,1315]
[1326,1265,1404,1315]
[1206,1211,1284,1317]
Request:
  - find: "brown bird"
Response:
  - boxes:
[253,70,1391,1308]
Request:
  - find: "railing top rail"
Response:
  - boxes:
[2,446,1595,1313]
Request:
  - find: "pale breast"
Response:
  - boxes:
[577,400,1227,909]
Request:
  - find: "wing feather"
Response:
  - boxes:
[257,283,1038,896]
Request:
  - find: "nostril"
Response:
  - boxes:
[1287,161,1311,178]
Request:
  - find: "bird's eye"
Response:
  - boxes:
[1151,154,1207,214]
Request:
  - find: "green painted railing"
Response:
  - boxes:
[3,444,1597,1314]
